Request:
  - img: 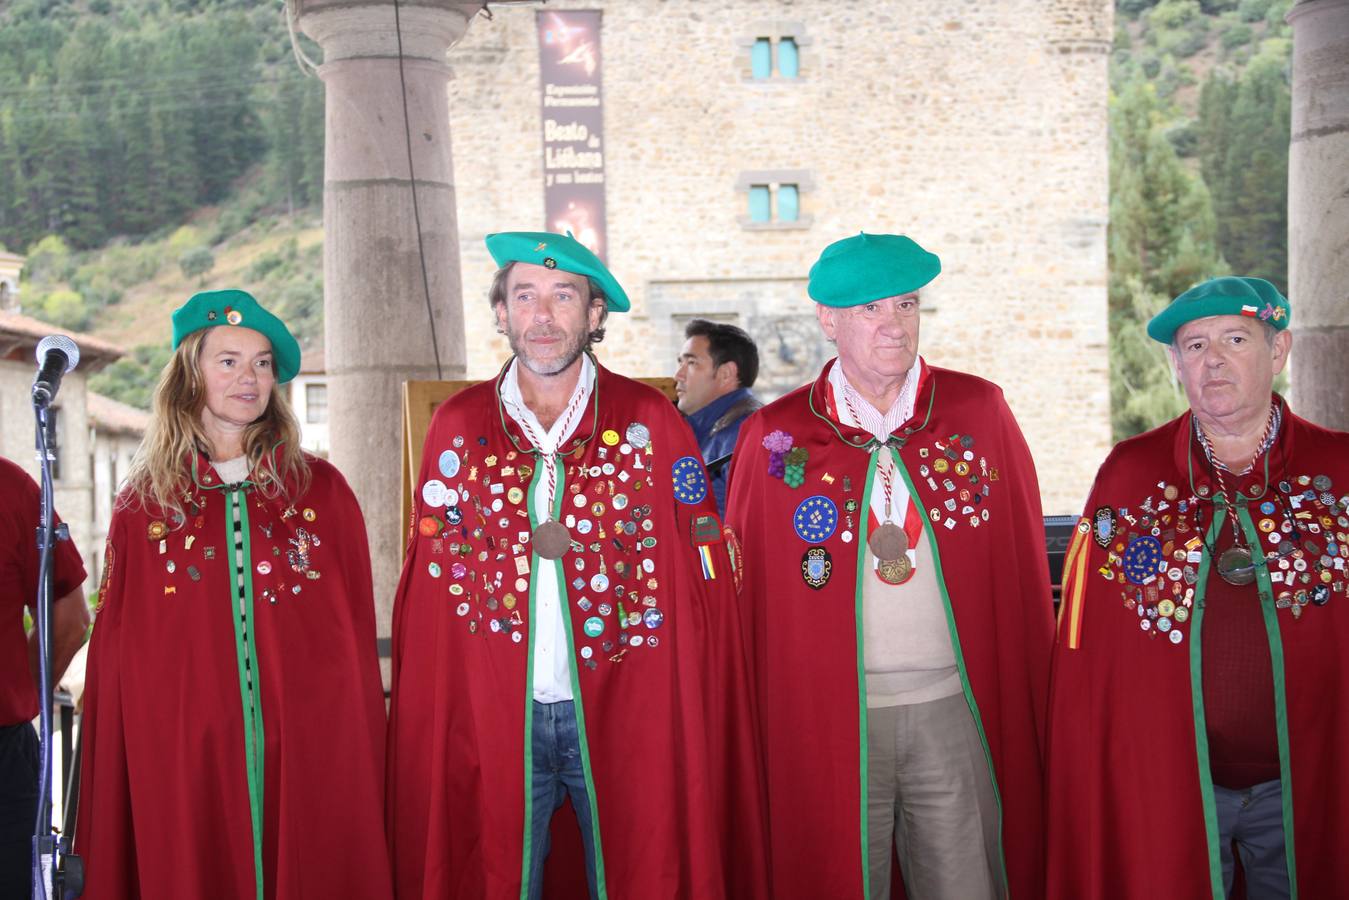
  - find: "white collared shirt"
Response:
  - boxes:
[500,354,595,703]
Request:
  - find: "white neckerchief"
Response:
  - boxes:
[830,358,924,526]
[498,353,594,705]
[500,353,595,458]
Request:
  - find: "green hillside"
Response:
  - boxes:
[0,0,325,408]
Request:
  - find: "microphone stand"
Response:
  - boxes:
[30,400,82,900]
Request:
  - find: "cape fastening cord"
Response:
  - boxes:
[1193,402,1280,586]
[502,369,591,559]
[838,380,917,577]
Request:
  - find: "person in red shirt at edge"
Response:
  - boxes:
[1048,276,1349,899]
[726,232,1053,900]
[0,455,88,898]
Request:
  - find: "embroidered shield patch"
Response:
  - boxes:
[801,546,832,590]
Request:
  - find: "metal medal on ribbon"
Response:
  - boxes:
[868,522,908,560]
[877,556,913,585]
[533,520,572,559]
[1217,546,1256,586]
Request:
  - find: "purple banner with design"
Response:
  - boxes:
[537,9,608,261]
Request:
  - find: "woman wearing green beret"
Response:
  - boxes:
[74,290,392,900]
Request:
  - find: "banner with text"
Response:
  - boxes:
[537,10,608,261]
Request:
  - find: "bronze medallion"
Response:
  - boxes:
[1216,546,1255,586]
[533,520,572,560]
[877,556,913,586]
[869,522,908,560]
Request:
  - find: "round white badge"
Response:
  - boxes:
[421,479,448,507]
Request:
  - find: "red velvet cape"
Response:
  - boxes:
[386,361,769,900]
[76,455,392,900]
[1047,401,1349,899]
[725,360,1053,899]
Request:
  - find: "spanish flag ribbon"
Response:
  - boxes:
[1057,518,1093,650]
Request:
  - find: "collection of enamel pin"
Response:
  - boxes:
[1091,473,1349,645]
[766,428,1001,590]
[416,421,714,670]
[149,473,323,604]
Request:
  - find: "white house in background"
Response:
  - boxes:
[87,393,149,588]
[0,310,125,590]
[0,251,23,312]
[290,348,328,457]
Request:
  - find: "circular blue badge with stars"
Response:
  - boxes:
[672,456,708,505]
[1122,535,1164,585]
[793,495,838,543]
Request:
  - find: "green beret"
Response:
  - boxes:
[485,231,630,312]
[807,233,941,308]
[1147,276,1291,344]
[172,289,302,384]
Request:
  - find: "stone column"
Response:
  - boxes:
[1287,0,1349,429]
[1044,0,1114,496]
[295,1,479,637]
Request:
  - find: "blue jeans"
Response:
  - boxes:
[527,700,598,900]
[1214,779,1290,899]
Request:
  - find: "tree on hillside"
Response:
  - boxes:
[0,4,294,251]
[1198,56,1290,291]
[179,245,215,283]
[263,66,325,216]
[47,109,105,248]
[1108,77,1227,439]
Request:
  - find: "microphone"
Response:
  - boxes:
[32,335,80,407]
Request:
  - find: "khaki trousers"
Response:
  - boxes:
[865,692,1001,900]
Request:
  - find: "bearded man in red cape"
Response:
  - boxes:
[1048,277,1349,899]
[726,233,1053,899]
[387,232,768,900]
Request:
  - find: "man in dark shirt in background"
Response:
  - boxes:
[675,319,761,515]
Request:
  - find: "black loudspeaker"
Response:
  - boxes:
[1043,514,1079,594]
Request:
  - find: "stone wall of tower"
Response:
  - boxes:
[445,0,1113,514]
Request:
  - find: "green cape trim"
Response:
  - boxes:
[1184,430,1296,898]
[1186,504,1226,899]
[896,451,1009,892]
[516,423,608,899]
[853,452,879,898]
[225,488,265,900]
[1235,499,1299,897]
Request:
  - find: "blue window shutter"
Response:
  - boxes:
[748,185,771,223]
[751,38,772,79]
[778,38,800,78]
[777,184,799,222]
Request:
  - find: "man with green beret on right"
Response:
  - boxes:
[725,233,1054,899]
[1046,276,1349,898]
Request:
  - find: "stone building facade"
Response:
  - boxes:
[444,0,1113,514]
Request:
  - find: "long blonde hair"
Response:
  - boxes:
[124,329,310,519]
